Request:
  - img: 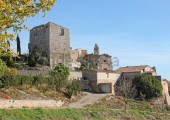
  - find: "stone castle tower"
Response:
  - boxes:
[94,43,99,55]
[28,22,71,69]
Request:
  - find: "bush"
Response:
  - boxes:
[28,55,37,67]
[49,64,70,91]
[66,80,82,98]
[0,59,8,77]
[0,69,18,88]
[133,74,163,99]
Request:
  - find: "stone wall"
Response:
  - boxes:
[82,70,97,92]
[18,69,49,76]
[49,22,71,69]
[18,69,82,80]
[161,80,170,105]
[0,100,64,108]
[29,23,50,59]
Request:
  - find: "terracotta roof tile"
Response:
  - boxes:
[115,65,149,73]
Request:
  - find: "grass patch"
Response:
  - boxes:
[0,108,169,120]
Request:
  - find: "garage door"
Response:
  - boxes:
[98,83,111,93]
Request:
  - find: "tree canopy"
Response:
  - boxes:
[50,64,70,91]
[133,74,163,99]
[0,0,56,56]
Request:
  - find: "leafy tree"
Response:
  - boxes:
[0,0,56,56]
[80,60,93,70]
[133,74,163,99]
[80,60,88,70]
[50,64,70,91]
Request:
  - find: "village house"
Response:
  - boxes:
[82,69,120,94]
[115,65,159,81]
[115,65,170,104]
[82,65,170,105]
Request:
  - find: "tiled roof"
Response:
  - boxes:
[115,65,149,73]
[83,69,116,73]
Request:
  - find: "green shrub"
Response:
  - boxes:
[66,80,82,98]
[49,64,70,91]
[0,59,8,77]
[0,71,17,88]
[133,74,163,99]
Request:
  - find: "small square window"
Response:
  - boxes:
[59,28,64,36]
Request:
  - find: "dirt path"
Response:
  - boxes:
[68,92,110,108]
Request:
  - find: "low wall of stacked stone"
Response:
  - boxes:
[18,70,82,80]
[18,69,49,76]
[0,100,64,108]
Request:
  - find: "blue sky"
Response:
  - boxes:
[12,0,170,80]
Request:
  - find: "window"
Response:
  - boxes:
[59,28,64,36]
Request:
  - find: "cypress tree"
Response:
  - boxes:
[16,34,21,55]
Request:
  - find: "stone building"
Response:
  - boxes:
[28,22,71,69]
[115,65,170,105]
[84,44,113,70]
[115,65,158,81]
[82,69,120,94]
[70,48,88,70]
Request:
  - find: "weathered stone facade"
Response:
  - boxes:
[28,22,71,69]
[70,48,88,70]
[84,44,113,70]
[18,69,82,81]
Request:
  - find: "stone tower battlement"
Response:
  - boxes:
[28,22,71,69]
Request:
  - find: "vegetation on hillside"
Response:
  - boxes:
[0,107,169,120]
[0,61,82,99]
[50,64,70,91]
[133,74,163,100]
[0,59,8,77]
